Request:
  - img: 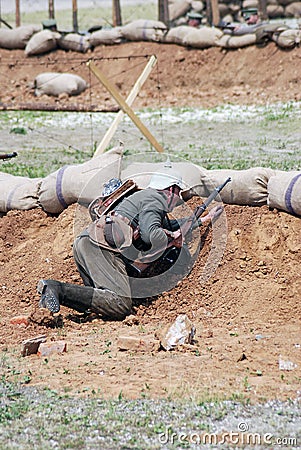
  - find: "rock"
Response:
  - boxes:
[37,340,67,357]
[157,314,196,351]
[21,334,47,357]
[117,335,160,352]
[279,355,297,371]
[123,314,140,326]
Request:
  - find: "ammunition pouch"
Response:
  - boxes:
[87,215,133,252]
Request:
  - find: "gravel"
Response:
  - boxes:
[0,384,300,449]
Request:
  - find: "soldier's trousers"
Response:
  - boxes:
[73,233,132,320]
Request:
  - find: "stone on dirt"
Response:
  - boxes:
[37,340,67,357]
[117,335,160,352]
[21,334,47,357]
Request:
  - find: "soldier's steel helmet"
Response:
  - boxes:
[147,169,183,190]
[101,177,122,197]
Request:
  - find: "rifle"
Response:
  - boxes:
[127,177,231,276]
[0,152,18,161]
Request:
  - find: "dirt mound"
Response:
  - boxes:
[1,42,301,110]
[0,41,300,401]
[0,204,300,401]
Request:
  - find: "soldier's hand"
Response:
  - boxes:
[171,229,183,248]
[201,205,224,224]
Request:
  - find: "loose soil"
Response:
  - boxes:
[0,42,300,402]
[0,42,301,110]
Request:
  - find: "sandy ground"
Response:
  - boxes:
[1,42,301,111]
[0,41,300,402]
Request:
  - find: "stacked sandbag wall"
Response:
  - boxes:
[37,144,124,214]
[0,25,41,49]
[0,159,300,217]
[178,0,301,22]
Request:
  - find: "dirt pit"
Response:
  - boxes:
[0,41,301,402]
[0,203,300,402]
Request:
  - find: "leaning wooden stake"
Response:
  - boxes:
[94,55,157,157]
[88,60,164,154]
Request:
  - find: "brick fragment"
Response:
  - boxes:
[10,315,30,326]
[37,340,67,357]
[117,335,159,352]
[21,334,47,357]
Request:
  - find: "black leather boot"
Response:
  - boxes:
[37,279,132,320]
[37,279,93,314]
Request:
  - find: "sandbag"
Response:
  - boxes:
[25,30,61,56]
[169,0,191,21]
[0,173,41,212]
[267,171,301,216]
[218,4,232,17]
[164,26,194,44]
[284,2,301,16]
[195,167,276,205]
[267,4,285,17]
[191,1,205,13]
[88,28,123,46]
[38,144,124,214]
[34,72,87,97]
[255,23,289,43]
[121,161,204,190]
[58,33,90,53]
[273,28,301,47]
[120,19,167,42]
[217,32,256,48]
[0,25,41,50]
[183,27,223,48]
[242,0,259,8]
[279,0,296,6]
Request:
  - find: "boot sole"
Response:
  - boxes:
[37,279,47,295]
[37,279,60,313]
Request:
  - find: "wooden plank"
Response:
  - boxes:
[88,60,164,154]
[158,0,170,26]
[72,0,78,33]
[113,0,122,26]
[94,55,157,157]
[16,0,20,26]
[210,0,220,26]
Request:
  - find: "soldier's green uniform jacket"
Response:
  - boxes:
[73,187,183,319]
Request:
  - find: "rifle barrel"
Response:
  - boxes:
[198,176,231,214]
[0,152,18,160]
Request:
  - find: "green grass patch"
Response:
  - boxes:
[0,105,300,177]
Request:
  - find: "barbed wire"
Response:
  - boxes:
[0,53,163,153]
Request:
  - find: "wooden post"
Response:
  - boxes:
[206,0,220,26]
[72,0,78,32]
[211,0,220,26]
[88,61,164,154]
[112,0,122,27]
[94,55,157,156]
[158,0,169,27]
[48,0,55,19]
[15,0,20,27]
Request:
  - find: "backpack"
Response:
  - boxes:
[88,179,139,221]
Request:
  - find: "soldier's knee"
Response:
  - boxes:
[91,289,132,320]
